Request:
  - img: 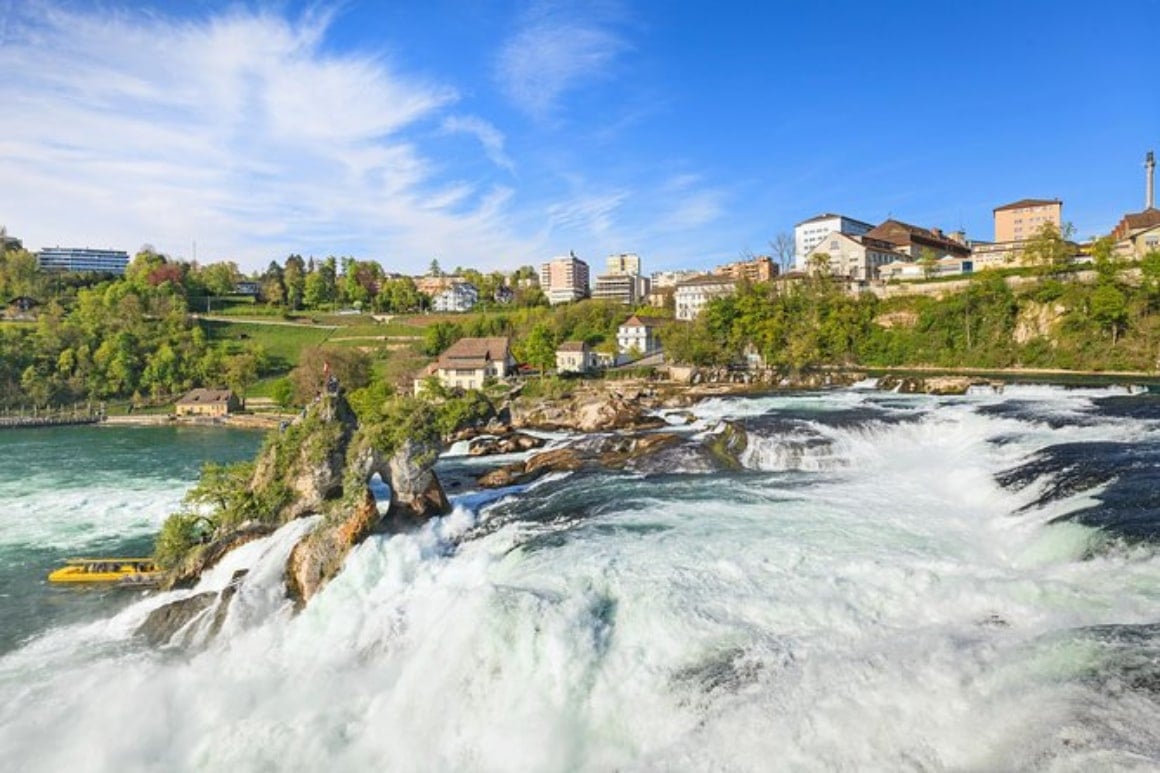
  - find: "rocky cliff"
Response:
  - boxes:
[143,389,452,642]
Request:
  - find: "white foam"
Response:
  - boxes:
[2,389,1159,770]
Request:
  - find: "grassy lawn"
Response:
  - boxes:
[199,319,335,370]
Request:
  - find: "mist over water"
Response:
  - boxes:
[3,387,1160,770]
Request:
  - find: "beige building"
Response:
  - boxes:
[605,253,641,275]
[540,253,590,305]
[175,388,240,417]
[592,272,650,304]
[555,341,595,374]
[674,275,736,321]
[803,233,909,282]
[434,337,514,391]
[712,256,778,283]
[1115,223,1160,260]
[993,199,1063,242]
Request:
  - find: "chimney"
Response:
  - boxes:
[1148,150,1156,210]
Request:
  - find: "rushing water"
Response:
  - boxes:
[0,425,263,654]
[2,386,1160,771]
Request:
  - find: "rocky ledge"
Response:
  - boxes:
[476,420,752,488]
[876,374,1003,395]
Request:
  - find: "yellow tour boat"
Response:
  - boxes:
[48,558,162,587]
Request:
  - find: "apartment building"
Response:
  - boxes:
[592,272,651,304]
[605,252,641,275]
[674,275,736,321]
[432,282,479,312]
[993,199,1062,242]
[37,247,130,274]
[540,253,590,305]
[712,255,777,283]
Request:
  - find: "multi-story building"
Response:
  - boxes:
[414,276,459,296]
[993,199,1063,242]
[617,315,666,356]
[674,275,736,321]
[432,282,479,313]
[540,253,590,305]
[605,252,641,275]
[592,273,650,305]
[861,220,971,260]
[794,213,874,269]
[650,270,700,288]
[803,233,909,282]
[712,255,778,283]
[37,247,130,274]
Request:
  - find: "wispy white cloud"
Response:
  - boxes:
[441,115,516,172]
[0,5,542,270]
[495,6,629,120]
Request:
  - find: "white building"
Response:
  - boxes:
[555,341,596,374]
[617,315,665,356]
[794,213,874,270]
[650,270,700,288]
[433,337,514,391]
[803,232,909,282]
[674,275,737,321]
[431,282,479,312]
[879,256,974,282]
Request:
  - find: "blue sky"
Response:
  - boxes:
[1,0,1157,274]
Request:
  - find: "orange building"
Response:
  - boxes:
[993,199,1062,242]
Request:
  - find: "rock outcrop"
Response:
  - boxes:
[154,389,454,632]
[137,569,248,647]
[386,436,451,521]
[249,393,359,523]
[476,425,750,488]
[877,375,1001,395]
[467,433,546,456]
[508,384,667,433]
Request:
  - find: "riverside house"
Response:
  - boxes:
[175,388,241,417]
[434,337,514,391]
[556,341,595,374]
[617,315,665,357]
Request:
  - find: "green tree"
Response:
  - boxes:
[1021,222,1076,274]
[1090,283,1128,345]
[520,323,557,373]
[918,248,939,280]
[421,322,461,356]
[283,255,306,310]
